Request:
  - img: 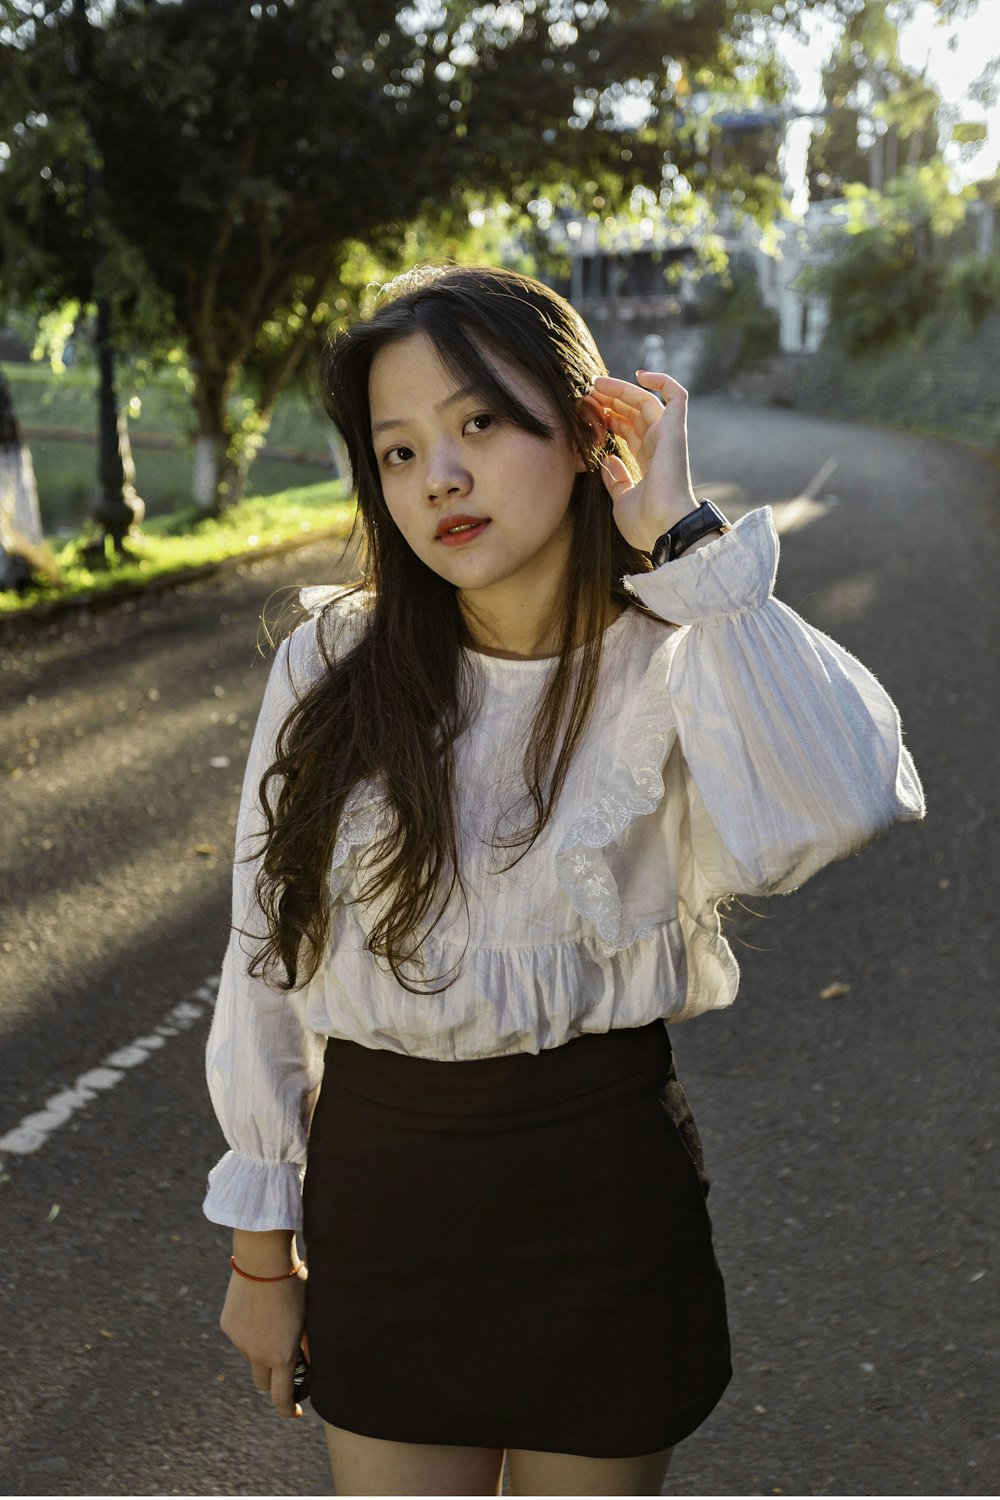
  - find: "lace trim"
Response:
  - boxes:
[554,629,684,957]
[329,781,388,900]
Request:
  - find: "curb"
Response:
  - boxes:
[0,523,356,640]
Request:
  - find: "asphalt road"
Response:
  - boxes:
[1,399,997,1497]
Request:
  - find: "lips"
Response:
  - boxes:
[434,513,490,539]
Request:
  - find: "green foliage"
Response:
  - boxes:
[799,164,981,356]
[716,274,780,368]
[815,225,945,355]
[0,480,355,614]
[942,252,1000,334]
[868,160,973,239]
[1,0,824,511]
[806,0,948,201]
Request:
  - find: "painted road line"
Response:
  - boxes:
[771,458,839,535]
[0,977,220,1168]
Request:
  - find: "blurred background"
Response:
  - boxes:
[1,3,997,1496]
[1,0,997,598]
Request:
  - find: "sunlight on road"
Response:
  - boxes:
[770,492,839,535]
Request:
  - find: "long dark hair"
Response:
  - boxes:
[245,262,663,996]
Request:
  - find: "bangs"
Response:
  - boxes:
[405,304,560,444]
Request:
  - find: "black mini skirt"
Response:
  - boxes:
[301,1019,731,1459]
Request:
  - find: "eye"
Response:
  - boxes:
[382,444,413,467]
[464,413,494,434]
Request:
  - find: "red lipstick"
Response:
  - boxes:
[434,513,490,546]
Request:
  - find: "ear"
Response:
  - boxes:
[574,391,608,473]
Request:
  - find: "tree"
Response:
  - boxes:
[2,0,856,513]
[798,160,976,354]
[806,0,985,202]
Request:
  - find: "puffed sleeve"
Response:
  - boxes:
[622,506,925,898]
[202,617,328,1231]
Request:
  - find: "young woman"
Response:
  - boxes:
[203,263,924,1497]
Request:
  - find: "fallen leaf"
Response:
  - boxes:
[820,981,851,1000]
[99,1329,115,1340]
[193,844,217,857]
[46,1203,60,1223]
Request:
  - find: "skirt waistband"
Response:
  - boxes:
[321,1021,672,1117]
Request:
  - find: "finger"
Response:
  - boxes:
[598,390,664,427]
[602,412,645,462]
[250,1360,271,1393]
[636,369,689,402]
[601,405,641,436]
[599,453,634,501]
[593,373,671,411]
[270,1364,300,1421]
[600,396,663,436]
[601,395,648,423]
[593,383,667,433]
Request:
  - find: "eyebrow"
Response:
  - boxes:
[371,384,483,438]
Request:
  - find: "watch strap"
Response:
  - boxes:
[651,500,731,567]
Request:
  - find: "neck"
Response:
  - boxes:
[457,520,573,660]
[460,585,624,663]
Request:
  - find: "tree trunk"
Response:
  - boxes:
[0,372,46,592]
[192,365,240,515]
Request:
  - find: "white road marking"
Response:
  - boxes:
[0,979,220,1169]
[801,456,839,499]
[771,458,839,535]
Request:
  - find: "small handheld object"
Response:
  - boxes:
[293,1349,311,1404]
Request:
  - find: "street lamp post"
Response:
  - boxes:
[73,0,144,563]
[89,253,143,554]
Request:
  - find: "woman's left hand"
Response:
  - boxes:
[589,370,698,553]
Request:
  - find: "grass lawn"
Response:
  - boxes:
[1,479,358,616]
[4,361,339,532]
[30,437,333,530]
[3,362,334,454]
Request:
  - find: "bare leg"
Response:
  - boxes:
[507,1444,674,1497]
[324,1422,506,1496]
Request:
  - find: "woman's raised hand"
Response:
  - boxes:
[589,370,699,554]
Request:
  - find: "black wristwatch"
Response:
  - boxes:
[651,500,731,567]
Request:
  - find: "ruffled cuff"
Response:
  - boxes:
[202,1150,306,1232]
[622,505,777,622]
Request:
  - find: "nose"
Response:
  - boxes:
[425,442,472,501]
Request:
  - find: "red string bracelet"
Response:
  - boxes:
[229,1253,302,1282]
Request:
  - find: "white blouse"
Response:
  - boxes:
[203,507,924,1231]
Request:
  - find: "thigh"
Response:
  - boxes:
[323,1422,506,1496]
[507,1444,674,1497]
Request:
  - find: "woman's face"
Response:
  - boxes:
[368,330,590,611]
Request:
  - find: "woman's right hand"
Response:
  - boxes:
[220,1232,308,1419]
